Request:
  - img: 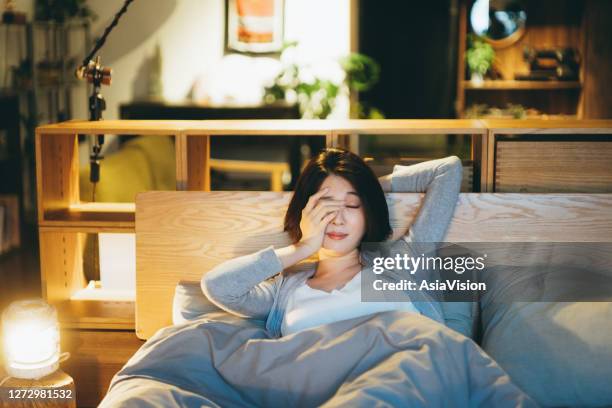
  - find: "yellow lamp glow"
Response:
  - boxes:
[2,299,61,379]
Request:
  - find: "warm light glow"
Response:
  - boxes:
[2,299,60,379]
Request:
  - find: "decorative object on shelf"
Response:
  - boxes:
[263,42,383,119]
[466,34,495,84]
[34,0,96,23]
[2,299,69,380]
[470,0,526,48]
[464,103,576,120]
[225,0,285,54]
[464,103,530,119]
[515,47,580,81]
[146,43,164,101]
[2,0,26,24]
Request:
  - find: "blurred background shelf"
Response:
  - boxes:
[463,80,582,90]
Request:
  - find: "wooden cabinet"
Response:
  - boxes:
[482,119,612,192]
[456,0,589,119]
[34,119,612,330]
[34,119,488,331]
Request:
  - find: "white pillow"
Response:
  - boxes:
[172,280,221,325]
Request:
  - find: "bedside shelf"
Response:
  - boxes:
[35,119,612,332]
[56,299,135,330]
[463,80,581,90]
[42,202,135,231]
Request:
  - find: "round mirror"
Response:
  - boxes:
[470,0,527,48]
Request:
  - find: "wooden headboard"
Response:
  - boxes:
[135,191,612,339]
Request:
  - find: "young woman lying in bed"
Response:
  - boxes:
[100,149,534,408]
[201,148,464,338]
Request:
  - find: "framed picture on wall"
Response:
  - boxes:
[225,0,285,54]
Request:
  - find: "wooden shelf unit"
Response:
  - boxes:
[482,119,612,192]
[35,119,612,329]
[456,0,587,118]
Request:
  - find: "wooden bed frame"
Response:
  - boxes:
[135,191,612,339]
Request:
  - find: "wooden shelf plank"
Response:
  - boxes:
[463,80,581,90]
[36,119,486,136]
[41,202,135,230]
[482,119,612,134]
[36,119,333,135]
[56,299,135,330]
[331,119,486,134]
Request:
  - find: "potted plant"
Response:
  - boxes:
[466,34,495,84]
[264,42,383,119]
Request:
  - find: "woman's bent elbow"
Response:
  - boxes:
[201,273,222,303]
[446,156,463,181]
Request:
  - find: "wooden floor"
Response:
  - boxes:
[0,225,143,408]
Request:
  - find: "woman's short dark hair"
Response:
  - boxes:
[284,147,392,244]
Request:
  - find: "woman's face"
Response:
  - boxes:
[318,174,366,254]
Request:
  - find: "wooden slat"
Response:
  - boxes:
[36,132,80,224]
[483,119,612,134]
[36,119,487,136]
[486,130,495,192]
[495,141,612,192]
[41,202,136,230]
[330,119,485,134]
[56,300,135,330]
[39,231,86,303]
[582,1,612,119]
[135,191,612,339]
[35,119,612,137]
[175,133,188,190]
[37,120,333,135]
[186,136,211,191]
[455,0,467,116]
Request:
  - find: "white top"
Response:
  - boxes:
[281,271,420,336]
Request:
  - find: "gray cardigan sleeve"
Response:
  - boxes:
[390,155,463,243]
[201,245,282,320]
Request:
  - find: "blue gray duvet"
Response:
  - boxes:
[100,311,536,407]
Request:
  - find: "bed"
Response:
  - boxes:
[99,191,612,407]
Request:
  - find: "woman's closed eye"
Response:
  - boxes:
[345,204,361,209]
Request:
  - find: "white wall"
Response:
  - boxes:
[84,0,352,120]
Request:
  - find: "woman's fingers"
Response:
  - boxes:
[321,211,337,225]
[303,187,329,214]
[311,201,343,222]
[315,207,340,224]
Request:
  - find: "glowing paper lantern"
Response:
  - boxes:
[2,299,61,379]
